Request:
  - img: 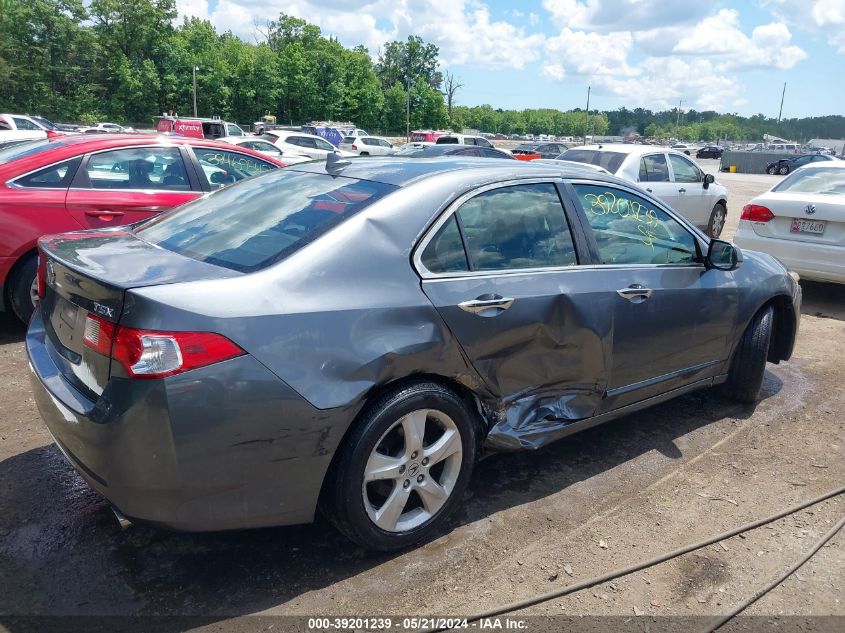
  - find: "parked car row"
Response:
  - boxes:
[765,153,839,175]
[0,134,285,322]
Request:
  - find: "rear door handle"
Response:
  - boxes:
[458,296,515,315]
[616,284,653,303]
[678,187,686,193]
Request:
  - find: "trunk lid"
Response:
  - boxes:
[38,227,240,398]
[750,192,845,246]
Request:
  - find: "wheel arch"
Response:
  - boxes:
[317,373,489,503]
[2,245,38,310]
[764,294,798,363]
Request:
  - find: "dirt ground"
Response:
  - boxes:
[1,165,844,631]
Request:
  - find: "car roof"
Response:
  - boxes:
[287,155,625,187]
[567,143,688,157]
[268,130,325,140]
[794,160,845,169]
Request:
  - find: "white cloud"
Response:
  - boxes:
[541,0,711,31]
[593,57,743,111]
[673,9,806,70]
[763,0,845,52]
[543,29,637,79]
[176,0,543,69]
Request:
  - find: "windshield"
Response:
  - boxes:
[773,166,845,195]
[559,149,627,173]
[31,116,56,130]
[135,169,397,272]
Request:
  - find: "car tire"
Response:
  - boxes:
[324,382,478,551]
[778,164,790,175]
[722,306,774,403]
[766,165,777,175]
[707,203,727,238]
[6,254,37,324]
[684,150,691,155]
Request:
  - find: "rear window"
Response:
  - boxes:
[773,166,845,195]
[559,149,626,174]
[341,136,356,143]
[135,170,396,272]
[436,136,459,144]
[0,139,57,164]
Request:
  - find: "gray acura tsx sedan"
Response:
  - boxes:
[27,156,800,550]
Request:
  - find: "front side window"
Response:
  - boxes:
[476,138,492,148]
[574,184,699,265]
[251,141,281,155]
[227,124,243,136]
[193,147,276,190]
[638,154,670,182]
[668,154,701,183]
[83,147,189,190]
[315,138,335,151]
[455,183,577,271]
[136,171,395,272]
[14,157,81,189]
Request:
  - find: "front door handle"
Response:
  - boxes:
[616,284,653,303]
[678,187,687,193]
[458,295,515,315]
[85,209,125,219]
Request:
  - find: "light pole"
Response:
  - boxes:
[405,74,413,141]
[192,66,199,117]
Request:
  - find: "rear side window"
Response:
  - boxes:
[437,136,459,144]
[193,148,276,190]
[14,157,81,189]
[560,149,626,173]
[421,216,469,273]
[638,154,670,182]
[455,183,577,271]
[135,171,396,272]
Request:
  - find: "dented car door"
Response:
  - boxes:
[415,181,612,448]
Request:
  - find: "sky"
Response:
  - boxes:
[176,0,845,118]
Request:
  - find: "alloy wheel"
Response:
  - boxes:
[362,409,463,533]
[711,209,726,238]
[29,276,39,308]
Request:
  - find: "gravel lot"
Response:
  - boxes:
[1,164,844,630]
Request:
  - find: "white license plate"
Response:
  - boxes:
[791,219,826,235]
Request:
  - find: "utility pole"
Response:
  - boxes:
[584,85,591,141]
[675,99,682,136]
[777,82,786,124]
[406,74,411,141]
[192,66,199,117]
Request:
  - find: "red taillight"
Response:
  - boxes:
[36,256,47,300]
[83,312,244,379]
[741,204,774,222]
[352,144,358,151]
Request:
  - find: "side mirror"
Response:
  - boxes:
[703,173,715,189]
[706,239,742,271]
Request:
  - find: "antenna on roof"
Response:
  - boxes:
[325,151,351,175]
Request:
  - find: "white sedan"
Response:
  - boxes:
[261,130,355,160]
[734,162,845,284]
[218,136,312,165]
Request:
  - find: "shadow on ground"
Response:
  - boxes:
[0,371,781,628]
[800,280,845,322]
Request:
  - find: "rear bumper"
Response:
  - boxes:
[735,225,845,284]
[26,309,344,531]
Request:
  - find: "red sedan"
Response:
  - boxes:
[1,134,286,322]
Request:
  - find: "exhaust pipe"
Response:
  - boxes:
[111,506,133,530]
